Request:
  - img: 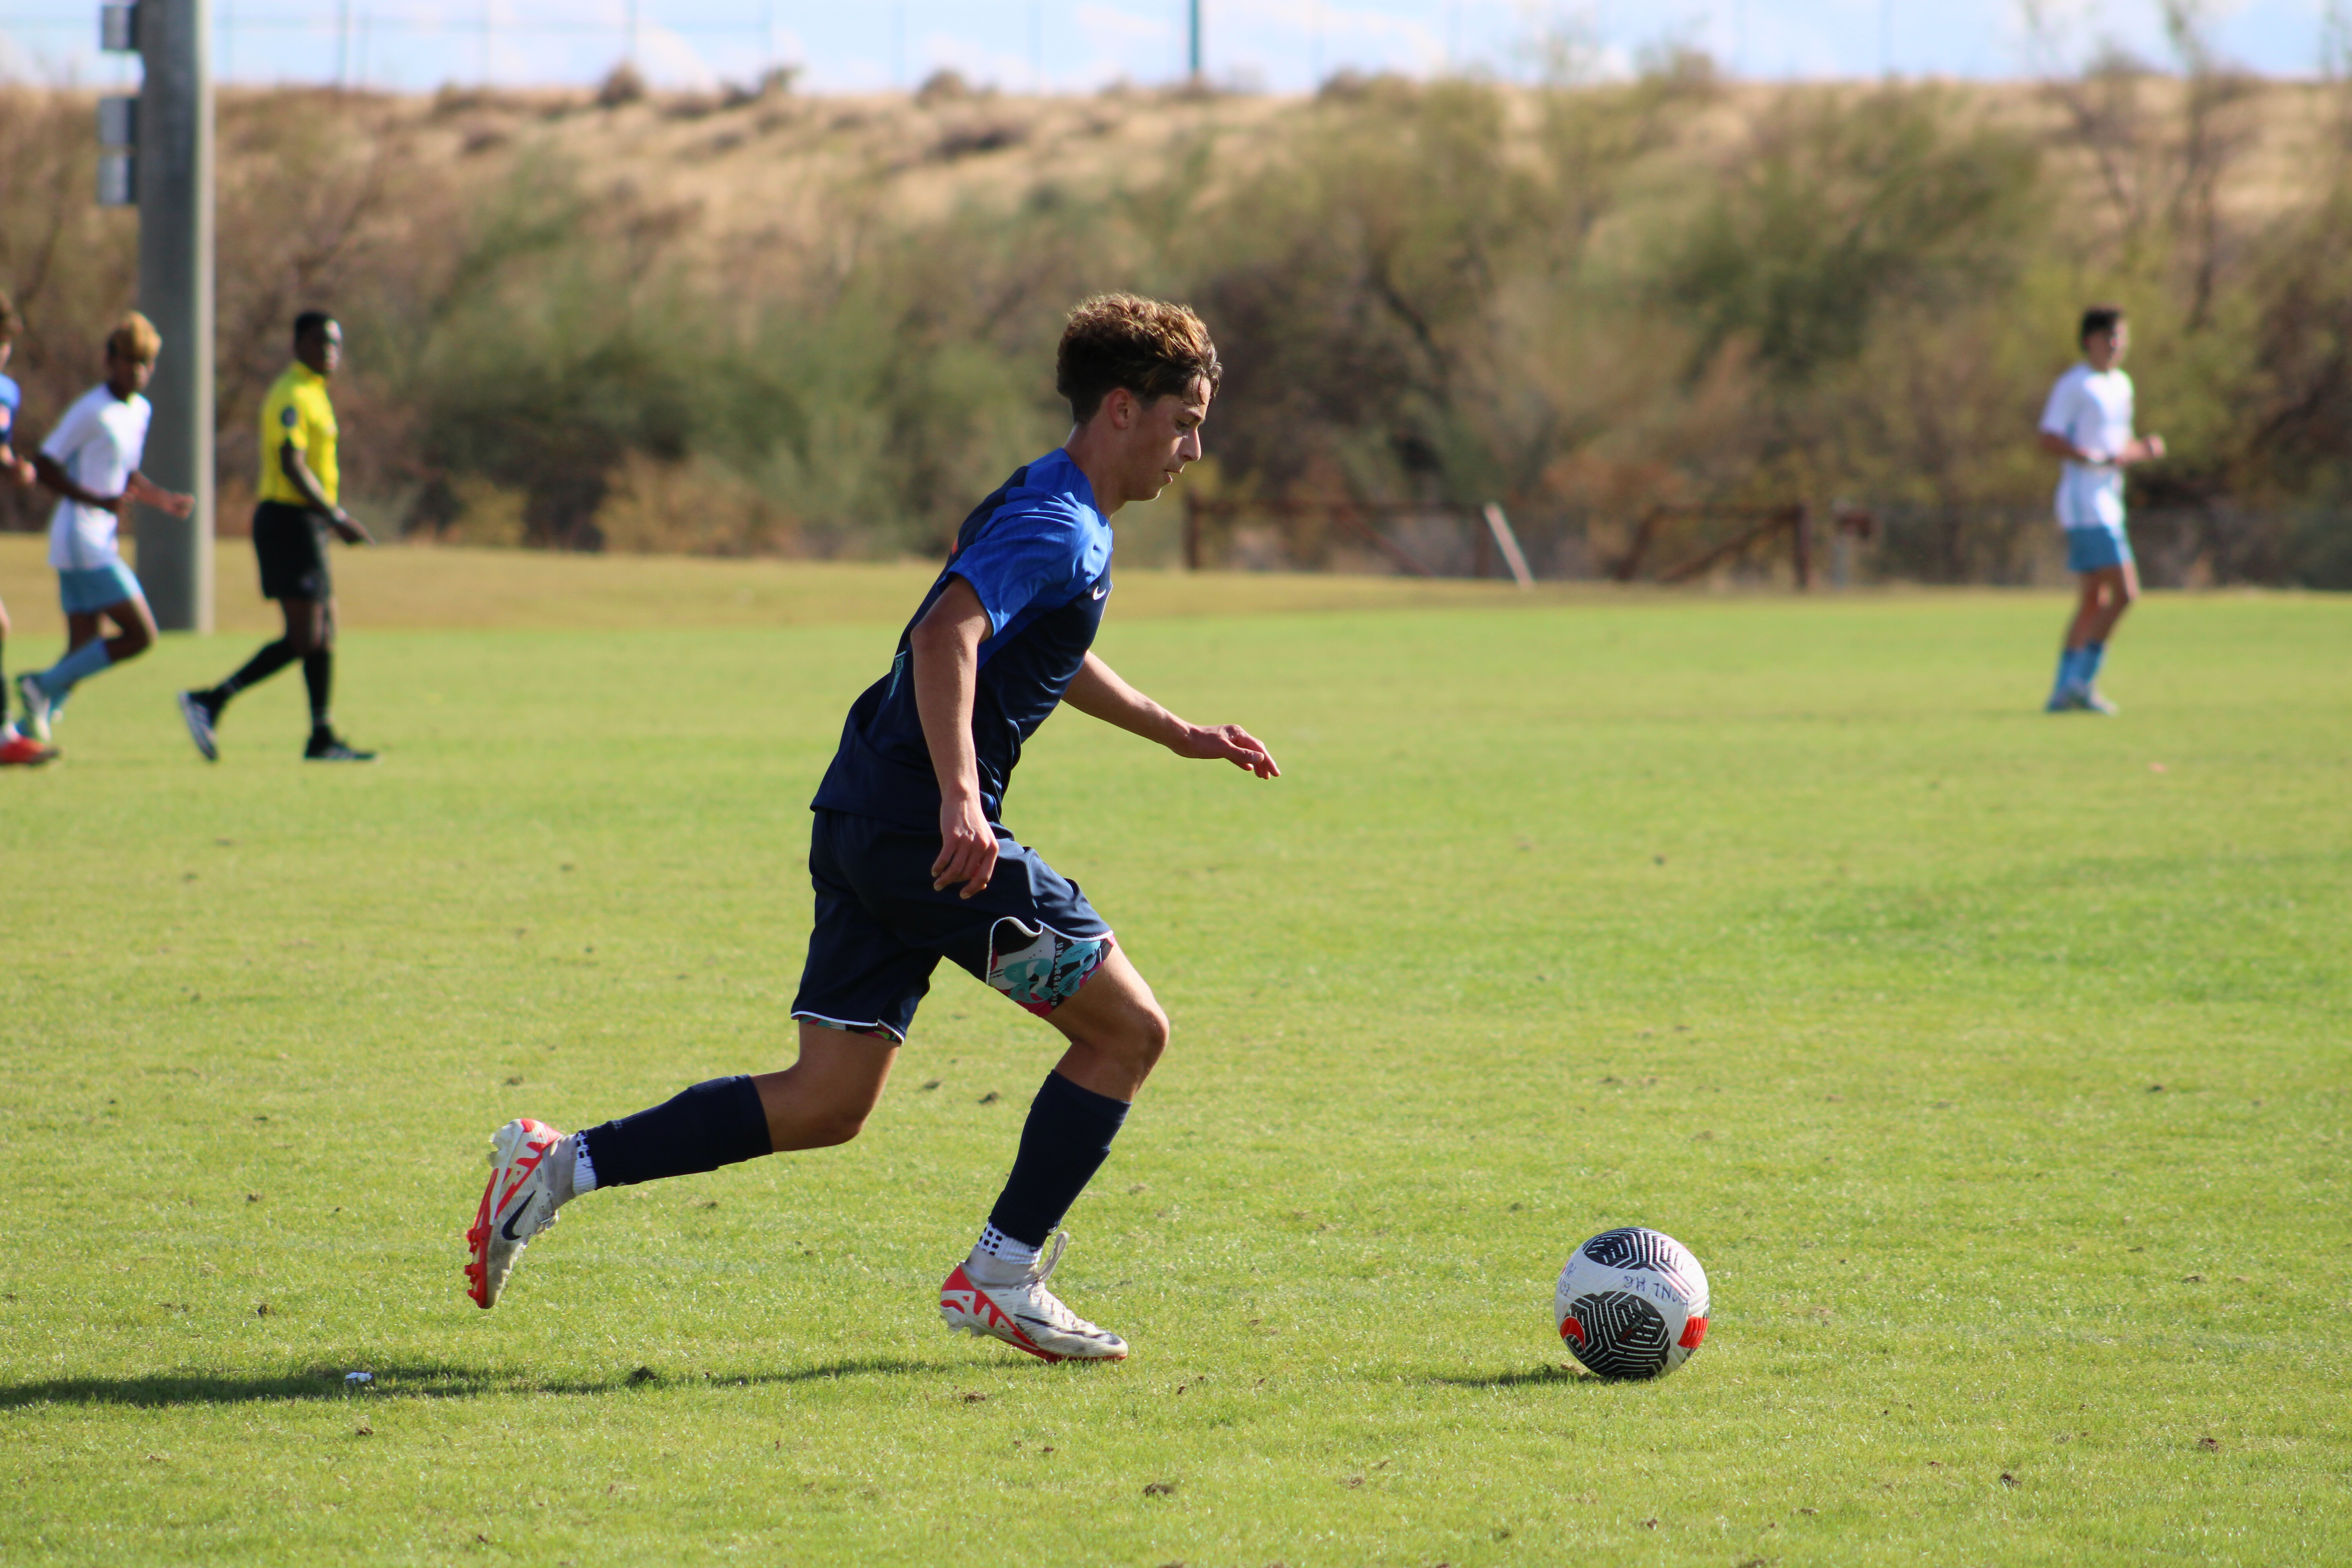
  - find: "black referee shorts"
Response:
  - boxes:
[252,501,332,601]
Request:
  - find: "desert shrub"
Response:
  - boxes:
[2,73,2348,581]
[1659,89,2045,388]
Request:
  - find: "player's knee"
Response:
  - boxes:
[798,1106,871,1149]
[1123,998,1171,1074]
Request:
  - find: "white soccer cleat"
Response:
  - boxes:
[465,1118,566,1309]
[2079,687,2120,715]
[939,1231,1129,1363]
[15,674,51,743]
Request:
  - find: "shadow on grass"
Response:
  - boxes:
[1430,1364,1602,1389]
[0,1355,941,1409]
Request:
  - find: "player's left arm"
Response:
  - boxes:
[1062,652,1279,779]
[125,470,195,518]
[278,436,370,543]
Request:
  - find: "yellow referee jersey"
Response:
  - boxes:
[257,362,338,508]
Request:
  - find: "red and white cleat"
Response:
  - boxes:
[0,734,58,766]
[465,1117,566,1308]
[940,1231,1128,1363]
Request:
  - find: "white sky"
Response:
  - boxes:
[0,0,2333,92]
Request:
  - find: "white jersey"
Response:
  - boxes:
[40,383,152,571]
[2039,362,2133,533]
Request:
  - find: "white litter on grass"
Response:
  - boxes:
[344,1371,373,1386]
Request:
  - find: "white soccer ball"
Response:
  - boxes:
[1554,1226,1711,1380]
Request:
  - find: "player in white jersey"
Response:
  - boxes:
[2036,305,2164,714]
[16,313,194,743]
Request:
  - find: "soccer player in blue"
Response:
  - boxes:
[0,290,60,766]
[465,294,1280,1362]
[2037,305,2165,714]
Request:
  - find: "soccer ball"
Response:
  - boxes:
[1554,1226,1710,1380]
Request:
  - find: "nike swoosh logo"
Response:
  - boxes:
[1090,584,1109,600]
[498,1196,536,1243]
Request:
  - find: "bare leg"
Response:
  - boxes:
[2062,575,2104,652]
[751,1024,900,1151]
[2084,561,2140,645]
[93,597,156,662]
[1038,942,1171,1103]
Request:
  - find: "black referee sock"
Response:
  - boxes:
[214,638,299,706]
[986,1072,1131,1248]
[575,1076,773,1189]
[302,649,333,732]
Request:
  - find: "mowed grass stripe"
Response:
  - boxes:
[0,586,2342,1565]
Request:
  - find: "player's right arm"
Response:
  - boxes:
[2038,430,2164,465]
[32,399,125,512]
[31,452,122,514]
[909,575,997,899]
[2036,374,2164,466]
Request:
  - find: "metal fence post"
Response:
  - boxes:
[135,0,216,632]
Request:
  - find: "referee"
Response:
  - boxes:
[180,311,375,762]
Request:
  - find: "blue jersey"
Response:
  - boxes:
[811,448,1113,831]
[0,372,19,451]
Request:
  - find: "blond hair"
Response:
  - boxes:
[106,310,162,365]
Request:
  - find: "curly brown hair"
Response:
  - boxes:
[1055,293,1221,423]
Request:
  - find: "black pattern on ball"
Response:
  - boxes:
[1583,1226,1700,1302]
[1562,1289,1672,1379]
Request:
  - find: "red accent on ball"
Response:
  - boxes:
[1560,1317,1586,1344]
[1678,1315,1708,1350]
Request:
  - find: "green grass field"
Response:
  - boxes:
[0,564,2345,1566]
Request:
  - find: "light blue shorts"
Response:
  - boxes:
[58,562,143,615]
[2064,526,2132,575]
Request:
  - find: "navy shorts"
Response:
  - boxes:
[789,809,1113,1044]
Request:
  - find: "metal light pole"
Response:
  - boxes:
[134,0,216,632]
[1188,0,1201,80]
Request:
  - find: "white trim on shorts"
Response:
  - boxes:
[790,1010,907,1044]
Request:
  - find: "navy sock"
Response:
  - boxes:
[575,1076,773,1189]
[986,1072,1131,1248]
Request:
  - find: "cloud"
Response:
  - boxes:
[637,25,720,89]
[1075,3,1178,44]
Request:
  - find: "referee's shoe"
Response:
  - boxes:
[305,728,377,762]
[176,691,220,761]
